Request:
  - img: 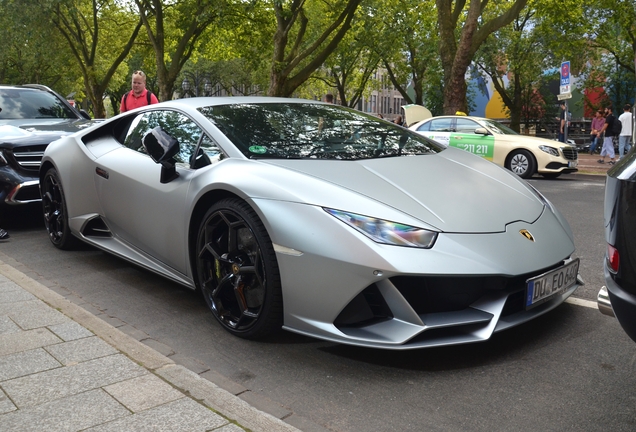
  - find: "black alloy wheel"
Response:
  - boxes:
[196,198,282,339]
[42,168,78,250]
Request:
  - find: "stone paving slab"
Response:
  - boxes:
[103,373,185,413]
[2,354,147,408]
[0,328,62,356]
[0,279,21,292]
[0,388,17,415]
[0,299,68,330]
[85,397,230,432]
[0,348,61,381]
[0,389,130,432]
[0,315,20,335]
[48,320,94,341]
[0,289,36,303]
[45,335,118,365]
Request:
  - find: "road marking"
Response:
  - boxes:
[566,296,598,309]
[573,183,605,187]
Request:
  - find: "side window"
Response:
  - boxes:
[428,118,453,132]
[416,122,431,132]
[123,110,203,167]
[191,134,225,169]
[455,118,481,133]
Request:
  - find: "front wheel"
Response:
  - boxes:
[42,168,78,250]
[507,150,536,179]
[195,198,283,339]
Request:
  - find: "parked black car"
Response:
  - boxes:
[0,84,93,207]
[598,150,636,342]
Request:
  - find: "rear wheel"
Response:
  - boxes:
[42,168,78,250]
[507,150,536,179]
[195,198,283,339]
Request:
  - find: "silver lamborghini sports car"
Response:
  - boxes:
[40,97,583,349]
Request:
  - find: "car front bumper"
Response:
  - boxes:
[0,167,41,205]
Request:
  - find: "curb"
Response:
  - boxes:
[0,260,300,432]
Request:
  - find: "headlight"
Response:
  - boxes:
[539,145,559,157]
[324,208,437,248]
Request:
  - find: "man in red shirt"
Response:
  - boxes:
[120,70,159,113]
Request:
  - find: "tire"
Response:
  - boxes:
[195,198,283,339]
[541,173,561,179]
[42,168,79,250]
[507,150,536,179]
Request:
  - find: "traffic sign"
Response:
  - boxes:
[557,92,572,100]
[560,61,570,87]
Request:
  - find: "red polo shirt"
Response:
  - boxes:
[120,89,159,113]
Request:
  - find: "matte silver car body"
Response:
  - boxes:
[40,97,583,349]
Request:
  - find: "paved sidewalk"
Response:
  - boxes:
[576,152,613,175]
[0,261,300,432]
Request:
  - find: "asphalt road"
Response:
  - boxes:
[1,173,635,432]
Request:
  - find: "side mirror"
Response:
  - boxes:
[474,127,490,135]
[142,126,180,183]
[79,109,92,120]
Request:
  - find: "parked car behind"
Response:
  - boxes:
[410,115,579,179]
[0,84,93,207]
[597,152,636,342]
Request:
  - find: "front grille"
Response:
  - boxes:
[333,263,567,330]
[561,146,577,160]
[546,162,576,170]
[390,264,564,315]
[11,145,47,171]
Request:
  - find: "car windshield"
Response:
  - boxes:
[199,103,444,160]
[0,88,76,120]
[481,119,519,135]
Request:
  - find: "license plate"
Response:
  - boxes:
[568,160,578,168]
[525,259,579,309]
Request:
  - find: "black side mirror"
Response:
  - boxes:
[79,109,92,120]
[142,126,180,183]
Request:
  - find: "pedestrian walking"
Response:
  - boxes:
[598,106,617,165]
[558,101,567,143]
[120,70,159,113]
[618,103,633,160]
[589,109,605,154]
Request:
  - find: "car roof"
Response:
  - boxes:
[0,84,55,92]
[151,96,331,110]
[423,115,490,122]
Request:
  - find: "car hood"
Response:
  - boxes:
[496,133,574,148]
[0,118,94,135]
[262,147,544,233]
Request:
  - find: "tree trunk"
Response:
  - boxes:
[137,0,218,102]
[436,0,528,115]
[267,0,362,97]
[509,73,522,132]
